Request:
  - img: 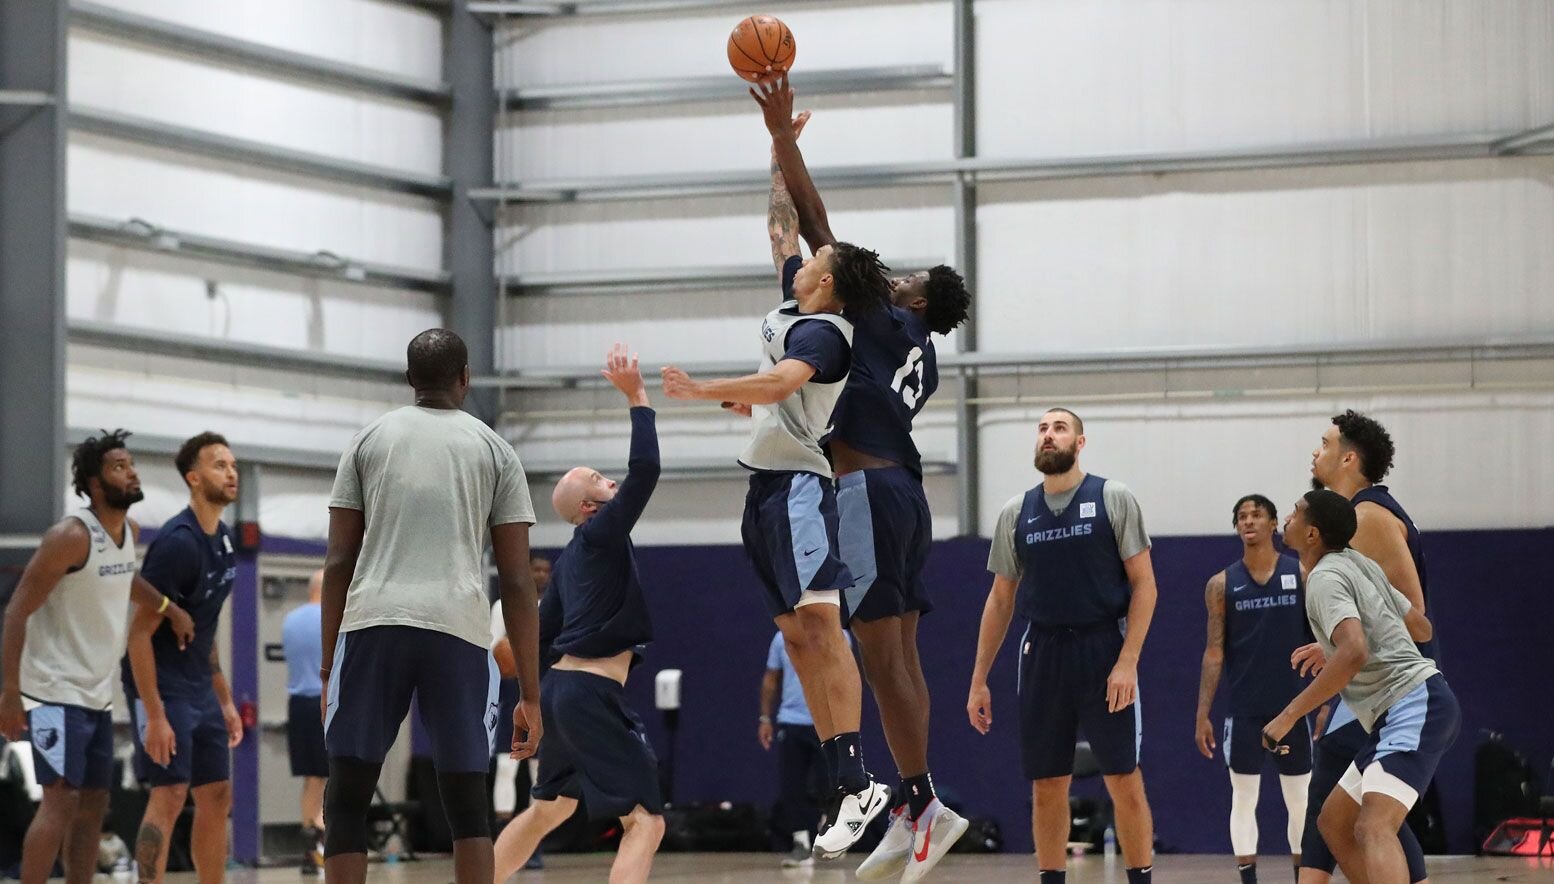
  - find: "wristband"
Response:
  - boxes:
[758,715,772,724]
[157,595,170,614]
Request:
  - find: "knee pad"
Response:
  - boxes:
[437,771,492,841]
[324,758,381,857]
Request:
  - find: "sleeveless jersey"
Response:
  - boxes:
[738,303,854,477]
[1222,554,1307,716]
[19,509,138,710]
[1014,474,1132,626]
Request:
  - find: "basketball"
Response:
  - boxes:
[727,14,795,82]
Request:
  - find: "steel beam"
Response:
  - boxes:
[505,65,950,111]
[473,131,1512,203]
[506,257,944,295]
[70,214,452,294]
[473,334,1554,388]
[70,106,453,198]
[1492,121,1554,154]
[473,0,907,15]
[0,1,68,557]
[446,2,499,420]
[67,319,407,384]
[70,1,451,106]
[951,0,979,536]
[67,428,343,472]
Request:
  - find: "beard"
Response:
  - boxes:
[1310,477,1325,492]
[1034,444,1078,475]
[202,484,237,506]
[101,484,144,510]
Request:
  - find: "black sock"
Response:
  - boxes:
[832,732,867,794]
[1292,862,1300,884]
[821,738,839,792]
[1126,867,1153,884]
[1038,871,1066,883]
[902,772,936,819]
[1238,862,1257,884]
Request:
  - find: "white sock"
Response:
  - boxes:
[793,830,811,850]
[1279,772,1311,855]
[493,753,520,815]
[1230,772,1261,857]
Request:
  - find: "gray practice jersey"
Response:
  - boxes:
[330,406,535,649]
[986,477,1151,580]
[738,304,854,477]
[20,509,138,710]
[1306,548,1438,731]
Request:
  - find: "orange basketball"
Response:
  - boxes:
[728,15,796,82]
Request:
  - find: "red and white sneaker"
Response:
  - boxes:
[901,802,968,882]
[855,806,912,880]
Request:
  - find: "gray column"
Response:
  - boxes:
[952,0,981,536]
[0,2,68,568]
[444,2,498,421]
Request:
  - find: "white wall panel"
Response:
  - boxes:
[67,347,402,463]
[68,137,445,270]
[89,0,444,82]
[976,0,1554,158]
[977,391,1554,537]
[68,244,443,360]
[498,2,952,88]
[503,97,950,180]
[976,157,1554,354]
[69,35,443,175]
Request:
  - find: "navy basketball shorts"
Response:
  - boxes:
[1302,705,1429,879]
[530,669,663,820]
[130,692,230,787]
[286,694,329,778]
[1224,713,1312,776]
[1342,674,1459,810]
[742,471,854,618]
[325,625,498,774]
[27,703,114,790]
[837,467,933,624]
[1017,622,1141,780]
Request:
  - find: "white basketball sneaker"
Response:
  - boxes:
[900,802,969,883]
[813,779,892,860]
[854,805,913,880]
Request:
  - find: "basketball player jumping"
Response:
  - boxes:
[751,77,974,881]
[660,130,895,860]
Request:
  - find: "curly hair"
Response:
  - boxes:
[922,264,972,335]
[1231,493,1277,527]
[826,242,890,314]
[71,429,132,498]
[1331,409,1395,484]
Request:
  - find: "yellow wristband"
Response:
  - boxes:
[157,595,170,614]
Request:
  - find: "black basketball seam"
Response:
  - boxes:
[752,16,778,62]
[772,25,794,66]
[731,27,769,72]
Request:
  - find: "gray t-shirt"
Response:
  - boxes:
[986,476,1151,580]
[330,406,535,649]
[1306,548,1437,731]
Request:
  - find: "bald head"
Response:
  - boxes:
[307,569,323,604]
[551,466,618,526]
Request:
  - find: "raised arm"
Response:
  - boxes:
[0,521,88,739]
[1195,571,1227,758]
[753,79,835,251]
[661,358,816,407]
[580,345,661,544]
[764,112,802,275]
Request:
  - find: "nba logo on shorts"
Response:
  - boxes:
[1079,502,1096,519]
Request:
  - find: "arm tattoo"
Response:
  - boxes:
[1197,572,1226,717]
[135,824,164,883]
[768,163,800,271]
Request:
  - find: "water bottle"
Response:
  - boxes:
[1103,825,1116,857]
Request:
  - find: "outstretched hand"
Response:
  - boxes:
[601,343,648,407]
[660,366,702,401]
[750,75,798,138]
